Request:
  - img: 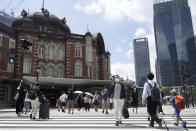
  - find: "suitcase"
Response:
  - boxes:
[39,103,50,119]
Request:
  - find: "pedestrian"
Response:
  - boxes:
[157,87,165,115]
[109,97,113,111]
[170,89,186,127]
[60,92,68,112]
[29,82,41,119]
[67,89,75,114]
[16,86,26,117]
[84,95,91,112]
[23,88,31,114]
[131,87,138,114]
[77,93,84,111]
[142,73,162,127]
[93,91,99,112]
[56,98,61,112]
[107,75,126,126]
[102,88,109,114]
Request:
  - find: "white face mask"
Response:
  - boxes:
[115,78,120,82]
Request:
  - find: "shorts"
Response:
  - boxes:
[175,109,181,118]
[61,102,66,107]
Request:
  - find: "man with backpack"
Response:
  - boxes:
[170,89,186,127]
[142,73,162,127]
[29,82,41,119]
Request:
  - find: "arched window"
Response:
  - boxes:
[23,55,32,73]
[75,60,82,77]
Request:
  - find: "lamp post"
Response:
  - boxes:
[36,65,41,82]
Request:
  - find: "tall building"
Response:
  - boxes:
[133,38,151,87]
[154,0,196,86]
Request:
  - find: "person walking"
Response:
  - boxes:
[56,98,61,112]
[107,75,126,126]
[29,82,41,119]
[16,86,26,117]
[142,73,162,127]
[93,91,99,112]
[23,88,31,114]
[60,92,68,112]
[77,93,84,111]
[102,88,109,114]
[67,89,75,114]
[84,95,91,112]
[131,87,138,114]
[157,87,165,115]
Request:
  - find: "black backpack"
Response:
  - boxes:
[147,82,160,102]
[29,88,37,100]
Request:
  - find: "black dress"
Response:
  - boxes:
[131,91,138,108]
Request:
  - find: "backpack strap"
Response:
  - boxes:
[147,82,156,88]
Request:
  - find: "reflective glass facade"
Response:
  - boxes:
[154,0,196,86]
[133,38,151,87]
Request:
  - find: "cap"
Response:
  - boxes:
[170,89,177,94]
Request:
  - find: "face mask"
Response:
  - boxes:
[115,78,120,82]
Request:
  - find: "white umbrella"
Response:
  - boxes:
[74,91,83,94]
[85,92,94,97]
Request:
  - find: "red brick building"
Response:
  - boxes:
[0,9,111,105]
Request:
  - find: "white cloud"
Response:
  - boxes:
[134,27,147,38]
[111,62,135,81]
[74,0,153,23]
[116,47,123,53]
[125,49,133,59]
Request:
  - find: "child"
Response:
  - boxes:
[170,89,186,127]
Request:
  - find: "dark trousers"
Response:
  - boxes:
[85,103,90,111]
[147,97,161,125]
[157,102,163,113]
[16,99,24,114]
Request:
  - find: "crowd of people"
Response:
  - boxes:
[14,73,187,128]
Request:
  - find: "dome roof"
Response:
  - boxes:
[13,11,70,33]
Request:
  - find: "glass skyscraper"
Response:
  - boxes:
[133,38,151,87]
[154,0,196,86]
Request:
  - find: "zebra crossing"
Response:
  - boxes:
[0,115,196,130]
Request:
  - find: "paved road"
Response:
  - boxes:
[0,106,195,131]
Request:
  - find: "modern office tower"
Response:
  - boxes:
[154,0,196,86]
[133,38,151,87]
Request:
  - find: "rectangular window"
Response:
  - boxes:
[9,39,16,48]
[23,56,31,73]
[38,46,44,58]
[75,46,82,57]
[7,63,14,73]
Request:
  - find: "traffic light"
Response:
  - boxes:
[9,49,15,64]
[20,38,32,50]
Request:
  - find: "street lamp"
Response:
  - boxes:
[36,65,41,82]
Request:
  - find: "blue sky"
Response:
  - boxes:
[1,0,196,81]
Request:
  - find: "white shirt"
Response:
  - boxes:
[142,80,161,101]
[60,94,68,102]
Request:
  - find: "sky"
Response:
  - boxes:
[0,0,196,81]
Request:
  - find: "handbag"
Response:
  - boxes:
[123,104,129,119]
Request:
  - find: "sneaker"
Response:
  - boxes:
[106,111,109,114]
[115,121,119,126]
[173,123,178,126]
[149,123,154,127]
[182,121,187,128]
[72,112,74,114]
[102,110,104,113]
[33,117,36,120]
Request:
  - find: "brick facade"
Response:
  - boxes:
[0,10,111,104]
